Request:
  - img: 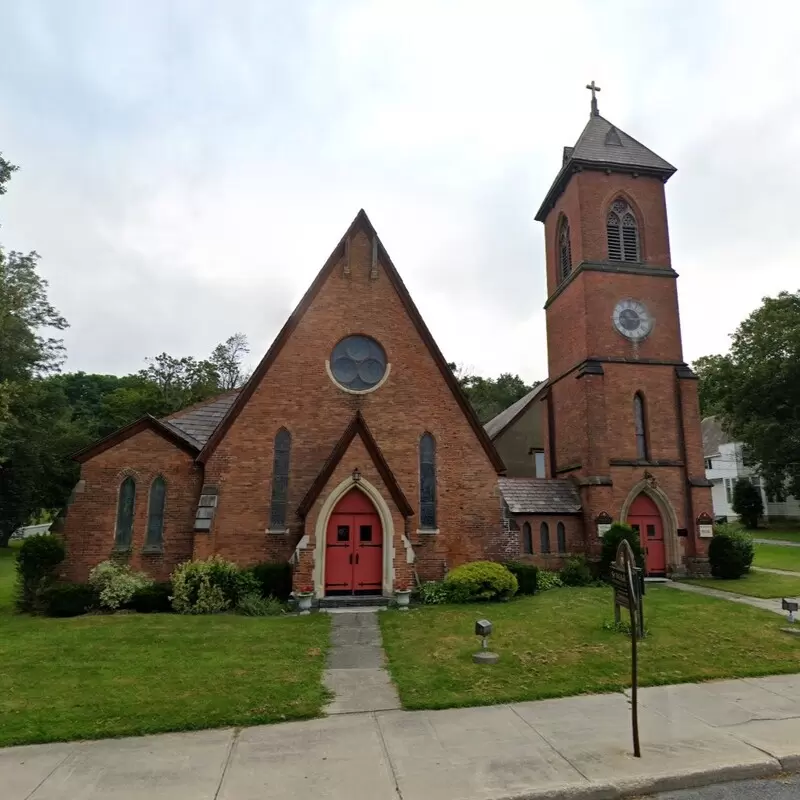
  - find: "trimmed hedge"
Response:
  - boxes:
[15,534,66,612]
[41,583,98,617]
[560,556,593,586]
[709,530,754,579]
[505,562,538,595]
[444,561,518,602]
[128,582,173,613]
[251,562,293,601]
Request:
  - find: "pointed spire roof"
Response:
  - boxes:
[535,114,676,221]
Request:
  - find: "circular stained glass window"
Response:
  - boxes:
[330,335,387,392]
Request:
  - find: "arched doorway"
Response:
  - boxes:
[324,488,383,596]
[628,494,666,576]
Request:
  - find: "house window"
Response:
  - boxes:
[704,458,713,470]
[540,522,551,554]
[522,522,533,554]
[558,217,572,282]
[607,199,640,262]
[534,451,546,479]
[145,476,166,551]
[557,522,566,554]
[634,392,649,460]
[724,478,733,504]
[114,476,136,550]
[269,428,291,529]
[420,433,437,529]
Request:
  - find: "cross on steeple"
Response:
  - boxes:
[586,80,601,117]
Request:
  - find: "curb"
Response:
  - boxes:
[498,755,786,800]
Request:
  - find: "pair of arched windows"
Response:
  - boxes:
[522,521,566,555]
[114,476,166,551]
[556,198,641,284]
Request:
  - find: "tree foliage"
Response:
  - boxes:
[448,363,537,424]
[694,291,800,501]
[731,479,764,529]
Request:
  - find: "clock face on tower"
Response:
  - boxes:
[612,299,653,342]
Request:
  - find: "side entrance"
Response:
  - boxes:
[628,494,666,576]
[325,488,383,595]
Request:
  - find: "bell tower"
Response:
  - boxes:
[536,84,712,575]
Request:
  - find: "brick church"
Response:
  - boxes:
[63,94,713,595]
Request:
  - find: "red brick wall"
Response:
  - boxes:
[202,228,506,589]
[514,514,583,570]
[62,429,202,582]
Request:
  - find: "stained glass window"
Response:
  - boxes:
[270,428,291,529]
[419,433,436,529]
[522,522,533,554]
[557,522,566,554]
[540,521,550,554]
[115,476,136,549]
[145,476,166,550]
[634,393,648,460]
[330,336,387,392]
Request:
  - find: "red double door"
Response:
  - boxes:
[325,489,383,595]
[628,494,666,576]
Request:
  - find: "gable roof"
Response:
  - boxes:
[702,416,734,458]
[197,209,505,472]
[484,382,547,440]
[72,415,200,463]
[165,390,240,448]
[498,476,582,514]
[297,411,414,518]
[536,114,676,221]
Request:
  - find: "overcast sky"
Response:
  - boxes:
[0,0,797,384]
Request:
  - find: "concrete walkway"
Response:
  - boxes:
[665,579,785,615]
[752,566,800,577]
[322,609,400,715]
[754,538,800,547]
[6,674,800,800]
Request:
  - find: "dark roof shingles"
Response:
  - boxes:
[498,477,582,514]
[165,391,240,448]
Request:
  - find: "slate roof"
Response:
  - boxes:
[484,383,546,440]
[536,112,676,221]
[165,390,241,448]
[701,416,733,458]
[498,477,582,515]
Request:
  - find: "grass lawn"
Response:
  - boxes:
[0,545,331,748]
[752,529,800,543]
[680,571,800,599]
[379,586,800,711]
[754,544,800,573]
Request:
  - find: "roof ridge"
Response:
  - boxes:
[165,388,242,421]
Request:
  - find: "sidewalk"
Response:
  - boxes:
[5,673,800,800]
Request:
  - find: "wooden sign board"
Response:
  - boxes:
[698,524,713,538]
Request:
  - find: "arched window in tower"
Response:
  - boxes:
[557,522,567,554]
[606,199,640,262]
[419,433,437,529]
[522,522,533,554]
[558,217,572,282]
[114,476,136,550]
[634,392,649,460]
[270,428,291,529]
[540,521,551,554]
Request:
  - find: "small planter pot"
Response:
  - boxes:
[395,590,412,610]
[296,593,313,615]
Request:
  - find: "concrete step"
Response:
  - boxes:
[318,595,390,610]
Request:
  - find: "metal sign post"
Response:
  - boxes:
[611,540,641,758]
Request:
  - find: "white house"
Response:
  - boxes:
[702,416,800,521]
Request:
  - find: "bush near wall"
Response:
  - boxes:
[504,562,538,595]
[709,529,754,579]
[41,584,98,617]
[15,534,66,612]
[599,523,645,578]
[250,562,293,601]
[444,561,518,602]
[170,557,260,614]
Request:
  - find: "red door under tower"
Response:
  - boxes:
[325,489,383,595]
[628,494,666,576]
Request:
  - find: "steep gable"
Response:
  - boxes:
[198,209,504,473]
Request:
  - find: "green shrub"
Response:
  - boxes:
[89,561,153,610]
[599,523,645,578]
[41,583,98,617]
[504,562,538,595]
[128,582,173,613]
[250,562,293,601]
[560,556,593,586]
[170,556,251,614]
[417,581,451,605]
[444,561,518,602]
[236,592,285,616]
[537,570,564,591]
[15,534,66,612]
[708,529,754,579]
[732,479,764,529]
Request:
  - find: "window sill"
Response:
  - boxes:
[141,546,164,555]
[417,528,439,535]
[267,528,289,535]
[111,545,132,555]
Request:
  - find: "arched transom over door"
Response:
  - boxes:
[325,489,383,596]
[628,494,666,576]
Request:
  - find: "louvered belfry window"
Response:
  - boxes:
[558,217,572,282]
[269,428,291,529]
[607,199,640,262]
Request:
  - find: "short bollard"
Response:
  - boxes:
[473,619,499,664]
